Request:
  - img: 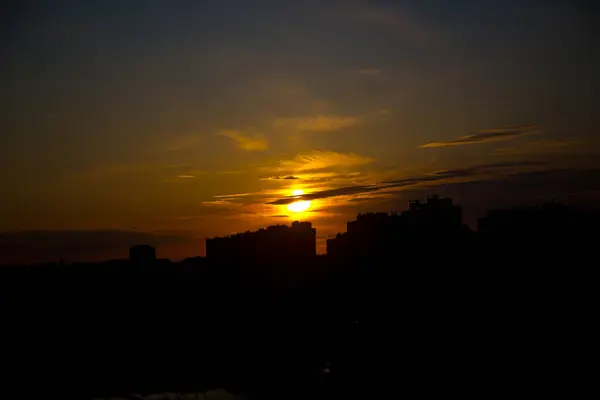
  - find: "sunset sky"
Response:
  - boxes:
[1,0,599,262]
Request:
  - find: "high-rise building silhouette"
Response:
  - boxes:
[206,221,316,262]
[403,195,462,230]
[328,195,467,258]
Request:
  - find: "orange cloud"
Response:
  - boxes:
[219,129,268,151]
[278,150,374,171]
[201,200,232,206]
[267,161,546,205]
[272,115,360,133]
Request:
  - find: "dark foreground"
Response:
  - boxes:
[1,243,594,399]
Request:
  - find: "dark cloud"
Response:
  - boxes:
[0,230,193,264]
[261,175,300,180]
[502,168,600,198]
[267,161,546,205]
[384,162,546,184]
[347,194,392,203]
[268,185,381,205]
[420,125,540,148]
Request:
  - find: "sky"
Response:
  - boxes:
[1,0,599,262]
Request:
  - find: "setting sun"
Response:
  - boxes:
[287,189,311,213]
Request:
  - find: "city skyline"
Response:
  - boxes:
[2,1,599,262]
[1,193,595,265]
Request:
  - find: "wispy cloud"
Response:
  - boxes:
[219,129,268,151]
[383,162,544,184]
[201,200,233,206]
[261,175,300,181]
[175,175,195,179]
[490,137,600,156]
[420,125,541,148]
[254,151,375,184]
[212,155,541,209]
[273,115,360,133]
[267,161,545,205]
[205,192,269,208]
[268,185,382,205]
[278,150,374,172]
[213,193,252,199]
[265,171,364,183]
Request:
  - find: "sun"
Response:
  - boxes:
[288,200,311,213]
[287,189,311,213]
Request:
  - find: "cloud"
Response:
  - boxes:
[278,150,374,172]
[213,193,252,198]
[490,137,600,156]
[420,125,541,148]
[354,168,600,229]
[267,161,546,205]
[360,68,381,75]
[255,151,375,184]
[175,175,195,179]
[383,162,544,184]
[268,185,381,205]
[414,168,600,211]
[273,115,360,133]
[201,200,232,206]
[262,171,365,183]
[347,193,393,203]
[261,175,300,181]
[219,129,268,151]
[207,191,273,207]
[0,230,192,264]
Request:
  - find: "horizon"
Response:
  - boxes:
[0,194,593,265]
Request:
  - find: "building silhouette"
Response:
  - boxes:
[327,195,468,259]
[403,195,462,231]
[1,194,597,398]
[206,221,316,263]
[129,244,156,265]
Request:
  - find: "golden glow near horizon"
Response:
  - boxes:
[287,189,311,213]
